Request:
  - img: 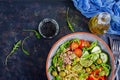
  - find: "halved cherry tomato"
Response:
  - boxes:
[74,48,82,57]
[70,42,79,50]
[79,40,90,48]
[79,40,84,48]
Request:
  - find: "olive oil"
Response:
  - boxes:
[88,12,111,34]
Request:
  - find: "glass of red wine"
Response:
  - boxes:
[38,18,59,39]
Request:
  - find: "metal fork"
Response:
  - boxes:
[112,39,120,54]
[112,39,120,80]
[115,58,120,80]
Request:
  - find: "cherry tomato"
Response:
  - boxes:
[84,40,90,47]
[79,40,90,48]
[74,48,82,57]
[70,42,79,50]
[79,40,84,48]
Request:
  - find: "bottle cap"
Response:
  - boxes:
[98,12,111,25]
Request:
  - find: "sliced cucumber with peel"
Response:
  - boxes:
[100,52,108,63]
[80,58,93,67]
[81,51,89,58]
[91,46,101,54]
[90,53,99,62]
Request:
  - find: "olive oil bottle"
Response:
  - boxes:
[88,12,111,34]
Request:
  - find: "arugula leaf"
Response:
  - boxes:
[58,57,63,67]
[79,73,88,80]
[60,40,70,52]
[52,55,58,67]
[70,38,80,44]
[101,63,111,76]
[66,8,74,32]
[5,40,22,65]
[22,36,30,55]
[86,40,97,50]
[72,58,77,65]
[23,29,41,39]
[48,66,54,72]
[55,75,60,80]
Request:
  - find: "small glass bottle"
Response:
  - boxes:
[88,12,111,35]
[38,18,59,39]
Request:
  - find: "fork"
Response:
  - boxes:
[115,58,120,80]
[112,39,120,80]
[112,39,120,54]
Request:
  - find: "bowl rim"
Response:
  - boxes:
[46,32,115,80]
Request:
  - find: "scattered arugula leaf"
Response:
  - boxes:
[5,29,41,66]
[66,8,74,32]
[22,36,30,55]
[23,29,41,39]
[5,40,22,65]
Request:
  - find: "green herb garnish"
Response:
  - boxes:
[5,40,22,65]
[23,30,41,39]
[66,8,74,32]
[22,36,30,55]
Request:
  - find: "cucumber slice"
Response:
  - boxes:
[72,64,83,72]
[81,51,89,58]
[90,53,99,62]
[100,52,108,63]
[91,46,101,54]
[80,58,93,67]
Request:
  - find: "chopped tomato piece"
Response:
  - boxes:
[87,74,98,80]
[87,75,106,80]
[70,42,79,50]
[91,67,102,75]
[91,69,100,75]
[98,76,106,80]
[74,48,82,57]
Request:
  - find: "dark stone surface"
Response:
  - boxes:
[0,0,119,80]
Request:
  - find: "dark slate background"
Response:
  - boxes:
[0,0,120,80]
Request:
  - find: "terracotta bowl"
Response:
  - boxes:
[46,32,115,80]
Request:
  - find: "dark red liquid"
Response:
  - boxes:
[41,21,56,37]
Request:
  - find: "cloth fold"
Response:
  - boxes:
[73,0,120,35]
